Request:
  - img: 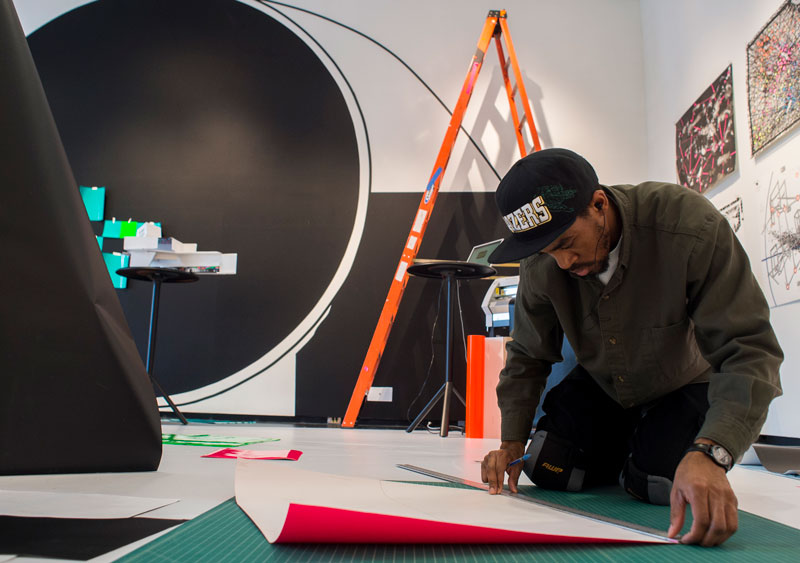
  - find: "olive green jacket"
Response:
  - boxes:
[498,182,783,459]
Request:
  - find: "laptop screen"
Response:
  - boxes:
[466,239,503,265]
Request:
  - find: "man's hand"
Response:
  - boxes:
[481,441,525,494]
[668,440,738,546]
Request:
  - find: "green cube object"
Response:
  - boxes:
[119,221,139,237]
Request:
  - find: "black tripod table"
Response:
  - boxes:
[405,260,496,437]
[117,267,199,425]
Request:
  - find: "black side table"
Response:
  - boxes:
[117,267,199,425]
[405,260,496,437]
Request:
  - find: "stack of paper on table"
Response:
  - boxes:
[122,236,237,274]
[123,237,197,253]
[203,448,302,460]
[235,461,673,545]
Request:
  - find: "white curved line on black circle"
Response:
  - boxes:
[256,0,502,181]
[174,304,332,407]
[169,1,373,407]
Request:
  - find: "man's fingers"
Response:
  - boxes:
[681,493,710,544]
[699,491,739,547]
[669,449,741,546]
[726,499,739,535]
[482,445,525,495]
[507,465,522,494]
[701,493,730,546]
[668,490,686,538]
[491,460,507,494]
[723,499,739,543]
[481,452,505,494]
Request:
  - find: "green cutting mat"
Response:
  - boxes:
[119,483,800,562]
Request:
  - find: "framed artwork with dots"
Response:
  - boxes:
[747,0,800,155]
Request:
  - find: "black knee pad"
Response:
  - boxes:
[619,456,672,506]
[522,430,587,491]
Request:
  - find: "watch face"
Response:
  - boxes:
[711,445,733,467]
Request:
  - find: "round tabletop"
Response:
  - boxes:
[116,267,199,284]
[407,260,496,280]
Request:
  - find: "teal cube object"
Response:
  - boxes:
[102,220,122,238]
[79,186,105,221]
[103,252,130,289]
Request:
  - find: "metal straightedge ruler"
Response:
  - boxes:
[397,464,675,542]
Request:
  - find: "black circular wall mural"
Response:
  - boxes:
[28,0,362,396]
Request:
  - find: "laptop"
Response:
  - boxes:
[466,239,504,265]
[412,238,509,269]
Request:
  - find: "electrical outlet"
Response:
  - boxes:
[367,386,393,402]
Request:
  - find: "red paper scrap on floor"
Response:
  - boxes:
[203,448,302,460]
[234,461,673,545]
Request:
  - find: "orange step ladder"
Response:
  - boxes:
[342,10,541,428]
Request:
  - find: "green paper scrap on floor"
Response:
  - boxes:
[161,434,279,447]
[119,482,800,562]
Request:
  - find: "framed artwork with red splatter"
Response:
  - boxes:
[676,64,737,194]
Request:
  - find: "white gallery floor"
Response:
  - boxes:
[1,421,798,562]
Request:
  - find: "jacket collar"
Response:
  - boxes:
[603,184,632,270]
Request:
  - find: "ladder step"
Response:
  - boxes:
[517,112,527,129]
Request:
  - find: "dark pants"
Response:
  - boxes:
[531,364,709,503]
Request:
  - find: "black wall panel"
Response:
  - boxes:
[297,192,508,424]
[27,0,510,423]
[27,0,359,394]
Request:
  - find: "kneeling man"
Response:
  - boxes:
[481,149,783,547]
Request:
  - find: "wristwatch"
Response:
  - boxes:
[685,442,734,472]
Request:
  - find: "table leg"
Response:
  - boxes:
[146,277,188,425]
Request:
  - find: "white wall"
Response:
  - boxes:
[16,0,794,434]
[249,0,650,191]
[641,0,800,438]
[15,0,795,436]
[14,0,649,193]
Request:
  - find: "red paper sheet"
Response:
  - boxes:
[203,448,302,460]
[277,503,637,544]
[234,461,673,545]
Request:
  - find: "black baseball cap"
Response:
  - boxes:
[488,148,600,263]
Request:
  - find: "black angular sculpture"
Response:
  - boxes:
[0,0,162,474]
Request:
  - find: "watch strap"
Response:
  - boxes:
[684,443,733,472]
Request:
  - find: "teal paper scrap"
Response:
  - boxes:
[102,220,122,238]
[102,253,130,289]
[102,219,162,239]
[79,186,105,221]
